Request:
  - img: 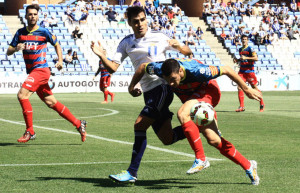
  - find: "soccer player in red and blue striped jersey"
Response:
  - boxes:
[234,35,265,112]
[7,4,87,143]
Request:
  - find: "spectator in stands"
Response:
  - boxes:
[86,2,93,10]
[146,3,156,17]
[151,20,160,31]
[105,7,118,23]
[203,4,211,20]
[167,8,175,20]
[119,0,125,7]
[93,0,102,11]
[40,13,50,28]
[228,26,236,41]
[196,26,204,40]
[132,0,142,7]
[272,19,280,34]
[219,14,229,28]
[220,29,228,41]
[153,0,160,9]
[284,15,293,28]
[287,26,297,40]
[210,4,219,15]
[185,31,196,46]
[72,26,83,39]
[279,25,289,40]
[277,10,285,25]
[298,0,300,11]
[239,4,246,16]
[246,4,252,16]
[79,8,89,23]
[49,15,58,28]
[258,26,266,44]
[100,0,109,10]
[171,14,179,26]
[159,13,168,27]
[32,0,39,5]
[172,3,182,16]
[157,4,164,15]
[163,24,175,39]
[252,3,261,16]
[291,0,297,12]
[281,3,289,15]
[233,34,242,46]
[72,51,80,67]
[77,0,86,9]
[64,49,73,67]
[210,14,220,31]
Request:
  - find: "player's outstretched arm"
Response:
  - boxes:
[168,39,192,56]
[221,65,262,101]
[54,43,63,70]
[7,43,25,56]
[90,41,119,73]
[128,63,147,97]
[93,67,101,80]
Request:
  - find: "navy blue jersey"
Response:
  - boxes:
[145,58,222,99]
[238,46,256,73]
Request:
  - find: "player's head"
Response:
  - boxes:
[25,4,40,27]
[241,34,248,45]
[126,6,148,38]
[161,59,183,88]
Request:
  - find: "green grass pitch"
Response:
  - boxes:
[0,91,299,192]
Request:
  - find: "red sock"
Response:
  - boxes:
[182,120,206,161]
[52,101,80,128]
[19,99,34,135]
[104,90,108,101]
[258,90,264,106]
[107,91,113,96]
[238,90,245,107]
[216,137,251,170]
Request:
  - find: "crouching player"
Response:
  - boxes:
[129,58,261,185]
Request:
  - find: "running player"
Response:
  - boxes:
[7,4,87,143]
[93,52,115,104]
[234,34,265,112]
[129,58,261,185]
[91,6,192,183]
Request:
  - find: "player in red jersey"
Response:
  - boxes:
[6,4,86,143]
[234,34,265,112]
[93,54,115,104]
[129,58,262,185]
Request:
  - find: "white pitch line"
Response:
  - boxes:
[0,117,223,161]
[0,160,206,167]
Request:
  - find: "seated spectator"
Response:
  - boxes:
[252,3,261,16]
[49,15,58,28]
[228,26,236,40]
[153,0,159,9]
[287,26,297,40]
[171,14,179,26]
[72,26,83,39]
[225,3,233,15]
[146,3,156,17]
[167,8,175,20]
[64,49,73,67]
[79,8,89,23]
[263,34,272,45]
[86,2,93,10]
[203,4,211,20]
[272,20,280,34]
[163,24,175,39]
[220,29,228,41]
[118,0,125,6]
[185,31,196,46]
[158,13,168,27]
[298,0,300,12]
[151,20,160,31]
[157,4,164,15]
[72,51,80,67]
[40,13,50,28]
[132,0,142,7]
[196,27,204,40]
[93,0,102,11]
[77,0,86,9]
[239,4,246,16]
[291,0,297,13]
[105,7,118,23]
[277,10,285,26]
[246,4,252,16]
[210,15,220,31]
[284,15,293,28]
[100,0,109,10]
[210,4,219,15]
[269,32,278,44]
[233,35,242,46]
[219,14,229,28]
[172,3,182,16]
[279,25,289,40]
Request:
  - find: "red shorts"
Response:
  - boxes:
[22,68,53,97]
[238,72,258,86]
[100,75,111,89]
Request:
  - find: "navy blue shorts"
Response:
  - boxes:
[140,84,174,134]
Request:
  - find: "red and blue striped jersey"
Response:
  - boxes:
[99,59,110,77]
[238,46,256,73]
[10,26,58,74]
[145,58,222,100]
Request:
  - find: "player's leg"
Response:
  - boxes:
[200,121,259,185]
[249,73,264,112]
[236,73,246,112]
[36,84,87,142]
[99,77,108,104]
[105,76,115,102]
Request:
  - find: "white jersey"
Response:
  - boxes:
[112,31,179,92]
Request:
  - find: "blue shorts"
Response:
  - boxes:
[141,84,174,134]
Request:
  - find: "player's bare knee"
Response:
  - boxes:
[206,138,220,147]
[177,111,189,124]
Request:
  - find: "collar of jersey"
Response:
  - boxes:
[133,29,150,40]
[241,45,248,51]
[180,65,186,82]
[26,26,39,33]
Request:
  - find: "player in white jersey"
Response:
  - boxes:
[91,6,192,183]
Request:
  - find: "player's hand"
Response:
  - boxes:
[93,76,96,80]
[244,88,262,101]
[168,39,181,50]
[16,43,25,51]
[91,41,105,57]
[128,85,142,97]
[233,57,239,63]
[240,55,246,60]
[55,61,63,71]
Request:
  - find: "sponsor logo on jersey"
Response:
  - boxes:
[25,84,32,88]
[148,66,155,75]
[25,77,34,83]
[199,68,205,74]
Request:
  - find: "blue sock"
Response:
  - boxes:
[128,131,147,177]
[171,126,186,144]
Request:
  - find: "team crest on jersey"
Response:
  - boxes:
[199,68,205,74]
[148,66,155,75]
[25,77,34,83]
[52,34,57,41]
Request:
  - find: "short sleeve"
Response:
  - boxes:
[145,62,163,77]
[45,28,58,46]
[112,39,128,65]
[10,30,20,48]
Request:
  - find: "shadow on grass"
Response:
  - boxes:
[27,177,248,189]
[0,143,81,147]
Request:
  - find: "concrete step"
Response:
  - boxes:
[2,16,24,35]
[189,17,235,68]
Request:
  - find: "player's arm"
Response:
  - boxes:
[7,44,25,56]
[240,52,258,61]
[168,39,192,56]
[91,41,120,73]
[128,63,148,97]
[221,65,262,101]
[93,67,101,80]
[54,43,63,70]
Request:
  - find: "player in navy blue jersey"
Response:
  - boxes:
[7,4,86,143]
[128,58,261,185]
[234,35,265,112]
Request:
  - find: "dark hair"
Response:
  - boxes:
[26,4,40,15]
[241,34,248,39]
[126,6,146,22]
[161,59,180,77]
